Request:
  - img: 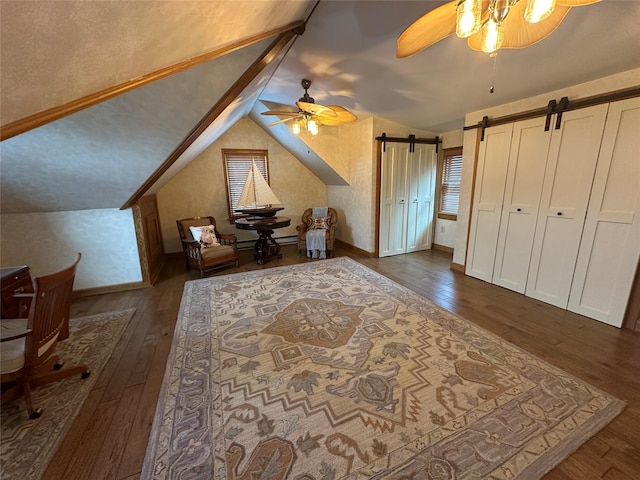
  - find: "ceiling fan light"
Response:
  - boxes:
[456,0,482,38]
[481,19,505,54]
[292,120,301,135]
[489,0,511,24]
[307,119,319,136]
[525,0,556,23]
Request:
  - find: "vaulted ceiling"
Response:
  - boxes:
[2,0,639,215]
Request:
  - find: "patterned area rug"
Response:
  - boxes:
[143,258,625,479]
[1,308,135,480]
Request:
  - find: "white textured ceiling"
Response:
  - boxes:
[260,0,640,133]
[1,0,639,214]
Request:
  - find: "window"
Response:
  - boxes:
[438,147,463,219]
[222,149,270,221]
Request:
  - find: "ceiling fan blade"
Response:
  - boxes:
[557,0,600,6]
[296,101,338,117]
[315,106,357,126]
[396,1,458,59]
[268,117,298,127]
[467,3,570,51]
[261,110,301,116]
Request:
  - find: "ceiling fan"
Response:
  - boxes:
[397,0,600,58]
[261,79,357,135]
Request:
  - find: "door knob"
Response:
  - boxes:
[516,208,522,212]
[557,212,562,216]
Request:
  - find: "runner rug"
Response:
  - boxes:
[1,308,135,480]
[143,258,625,479]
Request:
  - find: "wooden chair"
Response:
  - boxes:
[176,216,239,277]
[296,207,338,257]
[0,253,90,419]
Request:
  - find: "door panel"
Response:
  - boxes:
[379,145,398,257]
[466,124,513,282]
[390,147,409,255]
[568,98,640,326]
[493,118,551,293]
[526,104,609,308]
[407,145,436,252]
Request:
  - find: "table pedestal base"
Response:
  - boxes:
[234,216,291,265]
[253,229,282,265]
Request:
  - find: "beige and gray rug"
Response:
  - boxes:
[1,308,135,480]
[143,258,624,479]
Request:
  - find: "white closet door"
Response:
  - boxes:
[466,124,513,282]
[492,118,551,293]
[379,144,409,257]
[568,98,640,326]
[407,144,436,253]
[526,104,609,308]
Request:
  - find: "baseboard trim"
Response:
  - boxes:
[432,243,454,254]
[73,281,148,298]
[450,262,465,273]
[335,239,375,258]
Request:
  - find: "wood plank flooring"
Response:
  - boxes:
[42,246,640,479]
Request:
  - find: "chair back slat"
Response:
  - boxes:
[24,253,80,371]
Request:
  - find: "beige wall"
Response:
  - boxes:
[327,118,375,252]
[157,118,328,253]
[453,67,640,267]
[0,208,142,289]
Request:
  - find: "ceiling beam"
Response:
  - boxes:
[120,27,302,210]
[0,21,305,142]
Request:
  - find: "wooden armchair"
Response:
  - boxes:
[296,207,338,257]
[176,216,239,277]
[1,253,90,419]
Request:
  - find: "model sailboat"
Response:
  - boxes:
[235,160,284,217]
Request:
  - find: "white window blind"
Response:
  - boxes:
[222,149,269,219]
[440,149,463,215]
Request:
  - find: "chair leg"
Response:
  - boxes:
[32,364,91,387]
[23,381,42,419]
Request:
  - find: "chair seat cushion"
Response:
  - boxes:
[0,319,28,374]
[201,244,235,261]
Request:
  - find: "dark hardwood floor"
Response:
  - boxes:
[43,245,640,479]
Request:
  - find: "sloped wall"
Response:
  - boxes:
[0,208,142,289]
[157,118,328,254]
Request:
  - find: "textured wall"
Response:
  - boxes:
[157,118,327,253]
[327,119,375,252]
[0,208,142,289]
[0,0,312,124]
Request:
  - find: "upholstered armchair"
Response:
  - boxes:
[176,216,239,277]
[296,207,338,258]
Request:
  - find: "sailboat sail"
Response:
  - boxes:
[236,160,282,209]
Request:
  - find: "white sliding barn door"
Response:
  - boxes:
[406,145,436,253]
[525,104,609,308]
[492,118,551,293]
[568,98,640,326]
[379,143,436,257]
[380,144,409,257]
[466,124,513,282]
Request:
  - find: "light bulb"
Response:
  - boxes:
[456,0,482,38]
[481,19,504,54]
[308,119,318,135]
[292,121,300,135]
[525,0,556,23]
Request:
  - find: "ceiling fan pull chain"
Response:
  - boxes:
[489,53,498,93]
